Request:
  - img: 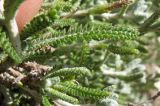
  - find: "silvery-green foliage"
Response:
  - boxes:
[98,98,118,106]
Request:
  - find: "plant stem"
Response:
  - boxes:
[5,18,22,54]
[62,0,132,18]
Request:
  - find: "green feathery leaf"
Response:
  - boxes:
[0,52,8,64]
[52,0,73,12]
[53,19,76,29]
[72,43,90,66]
[0,29,22,64]
[108,45,139,55]
[107,72,144,82]
[45,67,91,79]
[24,19,76,43]
[21,8,58,39]
[42,95,52,106]
[53,82,110,100]
[45,87,79,104]
[117,72,144,81]
[22,46,55,61]
[136,45,148,53]
[26,23,139,51]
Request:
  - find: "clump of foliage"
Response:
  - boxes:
[0,0,160,106]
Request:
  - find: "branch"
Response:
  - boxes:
[149,91,160,101]
[61,0,132,18]
[4,0,23,54]
[5,18,22,54]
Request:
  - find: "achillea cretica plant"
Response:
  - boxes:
[1,0,159,105]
